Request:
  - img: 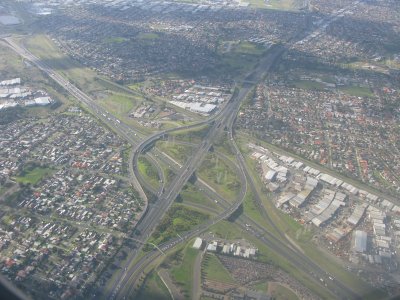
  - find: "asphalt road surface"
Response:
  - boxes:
[3,8,367,297]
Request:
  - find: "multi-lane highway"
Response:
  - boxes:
[2,34,241,294]
[108,2,370,296]
[106,44,286,299]
[2,7,369,297]
[5,37,360,300]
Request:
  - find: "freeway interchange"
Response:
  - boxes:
[3,30,365,300]
[109,45,362,300]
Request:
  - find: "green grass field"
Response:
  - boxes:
[235,41,266,56]
[242,190,272,229]
[0,187,7,196]
[137,156,161,190]
[136,270,172,300]
[269,282,299,300]
[252,281,269,293]
[171,125,210,143]
[209,220,245,240]
[338,85,374,97]
[180,183,221,212]
[103,37,128,44]
[157,141,194,164]
[162,164,176,187]
[214,134,236,159]
[137,33,160,40]
[198,153,241,201]
[265,0,302,10]
[148,204,209,246]
[25,35,104,93]
[217,53,260,78]
[170,245,199,297]
[16,165,54,185]
[99,92,139,116]
[128,81,148,92]
[202,253,235,284]
[0,43,33,78]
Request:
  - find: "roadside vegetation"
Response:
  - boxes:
[213,132,236,159]
[103,37,128,44]
[171,125,210,143]
[163,165,176,186]
[178,183,221,213]
[198,153,241,201]
[137,156,161,190]
[242,190,273,230]
[157,141,194,164]
[136,270,172,300]
[169,244,199,298]
[147,205,209,247]
[252,280,269,293]
[25,34,104,93]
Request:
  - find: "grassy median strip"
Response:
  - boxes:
[242,190,273,230]
[179,183,222,213]
[198,153,241,202]
[137,155,161,190]
[171,125,210,144]
[157,141,194,164]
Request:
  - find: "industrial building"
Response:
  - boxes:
[353,230,368,253]
[170,100,217,115]
[347,204,368,226]
[192,237,204,250]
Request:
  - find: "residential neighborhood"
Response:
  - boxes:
[0,109,144,299]
[0,0,399,299]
